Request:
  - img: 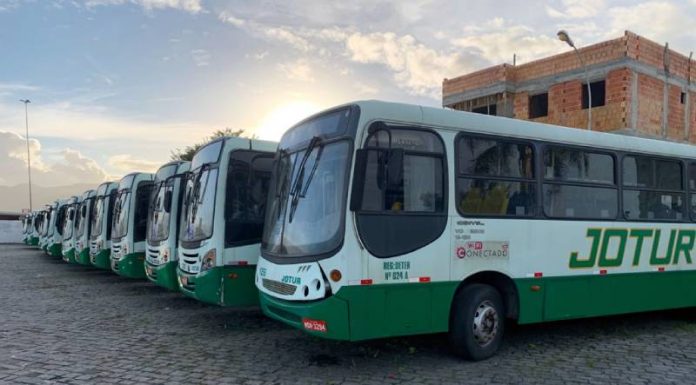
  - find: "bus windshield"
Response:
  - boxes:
[91,197,105,238]
[64,205,75,239]
[112,191,131,239]
[262,108,355,258]
[148,181,172,242]
[180,166,217,242]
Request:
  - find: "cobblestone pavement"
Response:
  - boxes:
[2,243,696,385]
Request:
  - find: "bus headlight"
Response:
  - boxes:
[162,247,170,263]
[201,249,216,271]
[122,243,129,255]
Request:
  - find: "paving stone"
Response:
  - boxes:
[2,244,696,384]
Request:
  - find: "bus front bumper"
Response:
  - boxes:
[76,248,92,266]
[62,248,76,263]
[91,249,111,270]
[48,243,62,258]
[145,261,179,291]
[112,252,146,279]
[259,291,351,340]
[177,266,258,307]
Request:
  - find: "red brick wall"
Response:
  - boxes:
[512,92,529,120]
[690,91,696,144]
[443,64,509,96]
[667,85,685,140]
[636,74,664,137]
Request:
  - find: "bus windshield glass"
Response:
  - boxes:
[262,107,355,258]
[112,191,131,239]
[148,181,172,242]
[91,197,105,237]
[180,166,218,242]
[64,205,75,239]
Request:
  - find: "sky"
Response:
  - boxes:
[1,0,695,209]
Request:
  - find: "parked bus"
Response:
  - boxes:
[48,197,75,258]
[28,212,41,246]
[74,190,96,265]
[21,214,33,245]
[61,196,81,263]
[90,182,118,269]
[39,204,54,253]
[145,161,190,290]
[254,100,696,360]
[177,137,276,306]
[110,172,155,278]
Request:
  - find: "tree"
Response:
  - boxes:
[170,128,247,161]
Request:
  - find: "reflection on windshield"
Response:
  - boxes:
[64,206,75,239]
[180,168,218,242]
[148,183,172,242]
[262,141,349,256]
[112,191,131,239]
[91,197,104,238]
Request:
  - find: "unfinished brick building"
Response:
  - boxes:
[442,31,696,144]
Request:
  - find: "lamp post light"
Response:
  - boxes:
[557,30,592,131]
[19,99,33,211]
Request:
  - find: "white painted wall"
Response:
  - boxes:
[0,220,22,243]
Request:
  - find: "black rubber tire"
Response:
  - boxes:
[449,283,505,361]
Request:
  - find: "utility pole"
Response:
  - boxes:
[20,99,33,211]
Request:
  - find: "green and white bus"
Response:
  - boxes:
[177,137,276,306]
[145,161,191,290]
[255,100,696,360]
[47,199,71,257]
[27,212,40,246]
[110,172,155,278]
[37,208,49,251]
[90,182,119,269]
[74,189,96,265]
[61,196,81,263]
[39,203,55,253]
[21,213,33,245]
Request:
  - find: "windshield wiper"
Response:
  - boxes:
[288,136,322,223]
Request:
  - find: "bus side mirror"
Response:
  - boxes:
[69,210,75,220]
[164,191,173,213]
[81,206,86,217]
[349,149,368,211]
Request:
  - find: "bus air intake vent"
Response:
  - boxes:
[262,278,297,296]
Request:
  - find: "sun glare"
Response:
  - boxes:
[254,101,322,141]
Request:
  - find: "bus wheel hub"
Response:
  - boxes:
[472,300,498,347]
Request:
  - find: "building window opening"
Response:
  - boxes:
[529,93,549,119]
[472,104,497,116]
[582,80,606,109]
[681,92,686,104]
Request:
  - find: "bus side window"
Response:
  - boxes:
[456,135,536,217]
[134,181,154,242]
[355,125,448,258]
[225,150,274,247]
[622,156,684,221]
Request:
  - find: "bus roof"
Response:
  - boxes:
[350,100,696,160]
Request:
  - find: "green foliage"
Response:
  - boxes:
[170,128,247,161]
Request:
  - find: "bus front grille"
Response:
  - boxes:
[262,278,297,296]
[181,252,198,265]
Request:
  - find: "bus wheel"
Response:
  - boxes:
[449,283,504,361]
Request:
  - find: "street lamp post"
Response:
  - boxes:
[557,30,592,131]
[19,99,33,211]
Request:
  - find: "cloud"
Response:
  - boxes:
[191,48,211,66]
[346,31,475,97]
[85,0,202,13]
[452,18,564,65]
[546,0,606,19]
[277,59,315,83]
[606,2,695,47]
[0,131,107,186]
[107,154,161,174]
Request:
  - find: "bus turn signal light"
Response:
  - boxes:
[330,269,342,282]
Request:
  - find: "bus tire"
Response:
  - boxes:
[449,283,505,361]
